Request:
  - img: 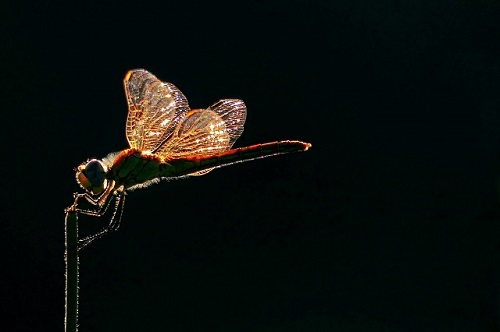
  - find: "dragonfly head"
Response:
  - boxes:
[75,159,109,195]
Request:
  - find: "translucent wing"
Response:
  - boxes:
[124,69,190,152]
[155,99,247,159]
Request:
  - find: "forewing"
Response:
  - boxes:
[124,69,190,152]
[156,99,246,159]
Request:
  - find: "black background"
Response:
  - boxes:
[2,0,500,331]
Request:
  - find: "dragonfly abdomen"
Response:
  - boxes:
[161,140,311,178]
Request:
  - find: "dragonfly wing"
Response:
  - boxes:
[206,99,246,148]
[124,69,190,152]
[156,99,247,159]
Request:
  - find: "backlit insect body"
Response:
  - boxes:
[71,69,311,248]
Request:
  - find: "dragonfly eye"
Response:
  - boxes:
[75,159,108,195]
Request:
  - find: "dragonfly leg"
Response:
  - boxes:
[67,181,116,216]
[72,192,115,217]
[78,191,127,250]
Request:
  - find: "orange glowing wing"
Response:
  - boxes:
[124,69,190,152]
[154,99,247,159]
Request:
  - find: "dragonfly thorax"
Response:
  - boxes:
[75,159,109,195]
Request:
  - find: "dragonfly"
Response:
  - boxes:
[70,69,311,249]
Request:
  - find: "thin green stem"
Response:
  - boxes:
[65,207,79,332]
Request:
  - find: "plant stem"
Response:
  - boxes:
[65,207,79,332]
